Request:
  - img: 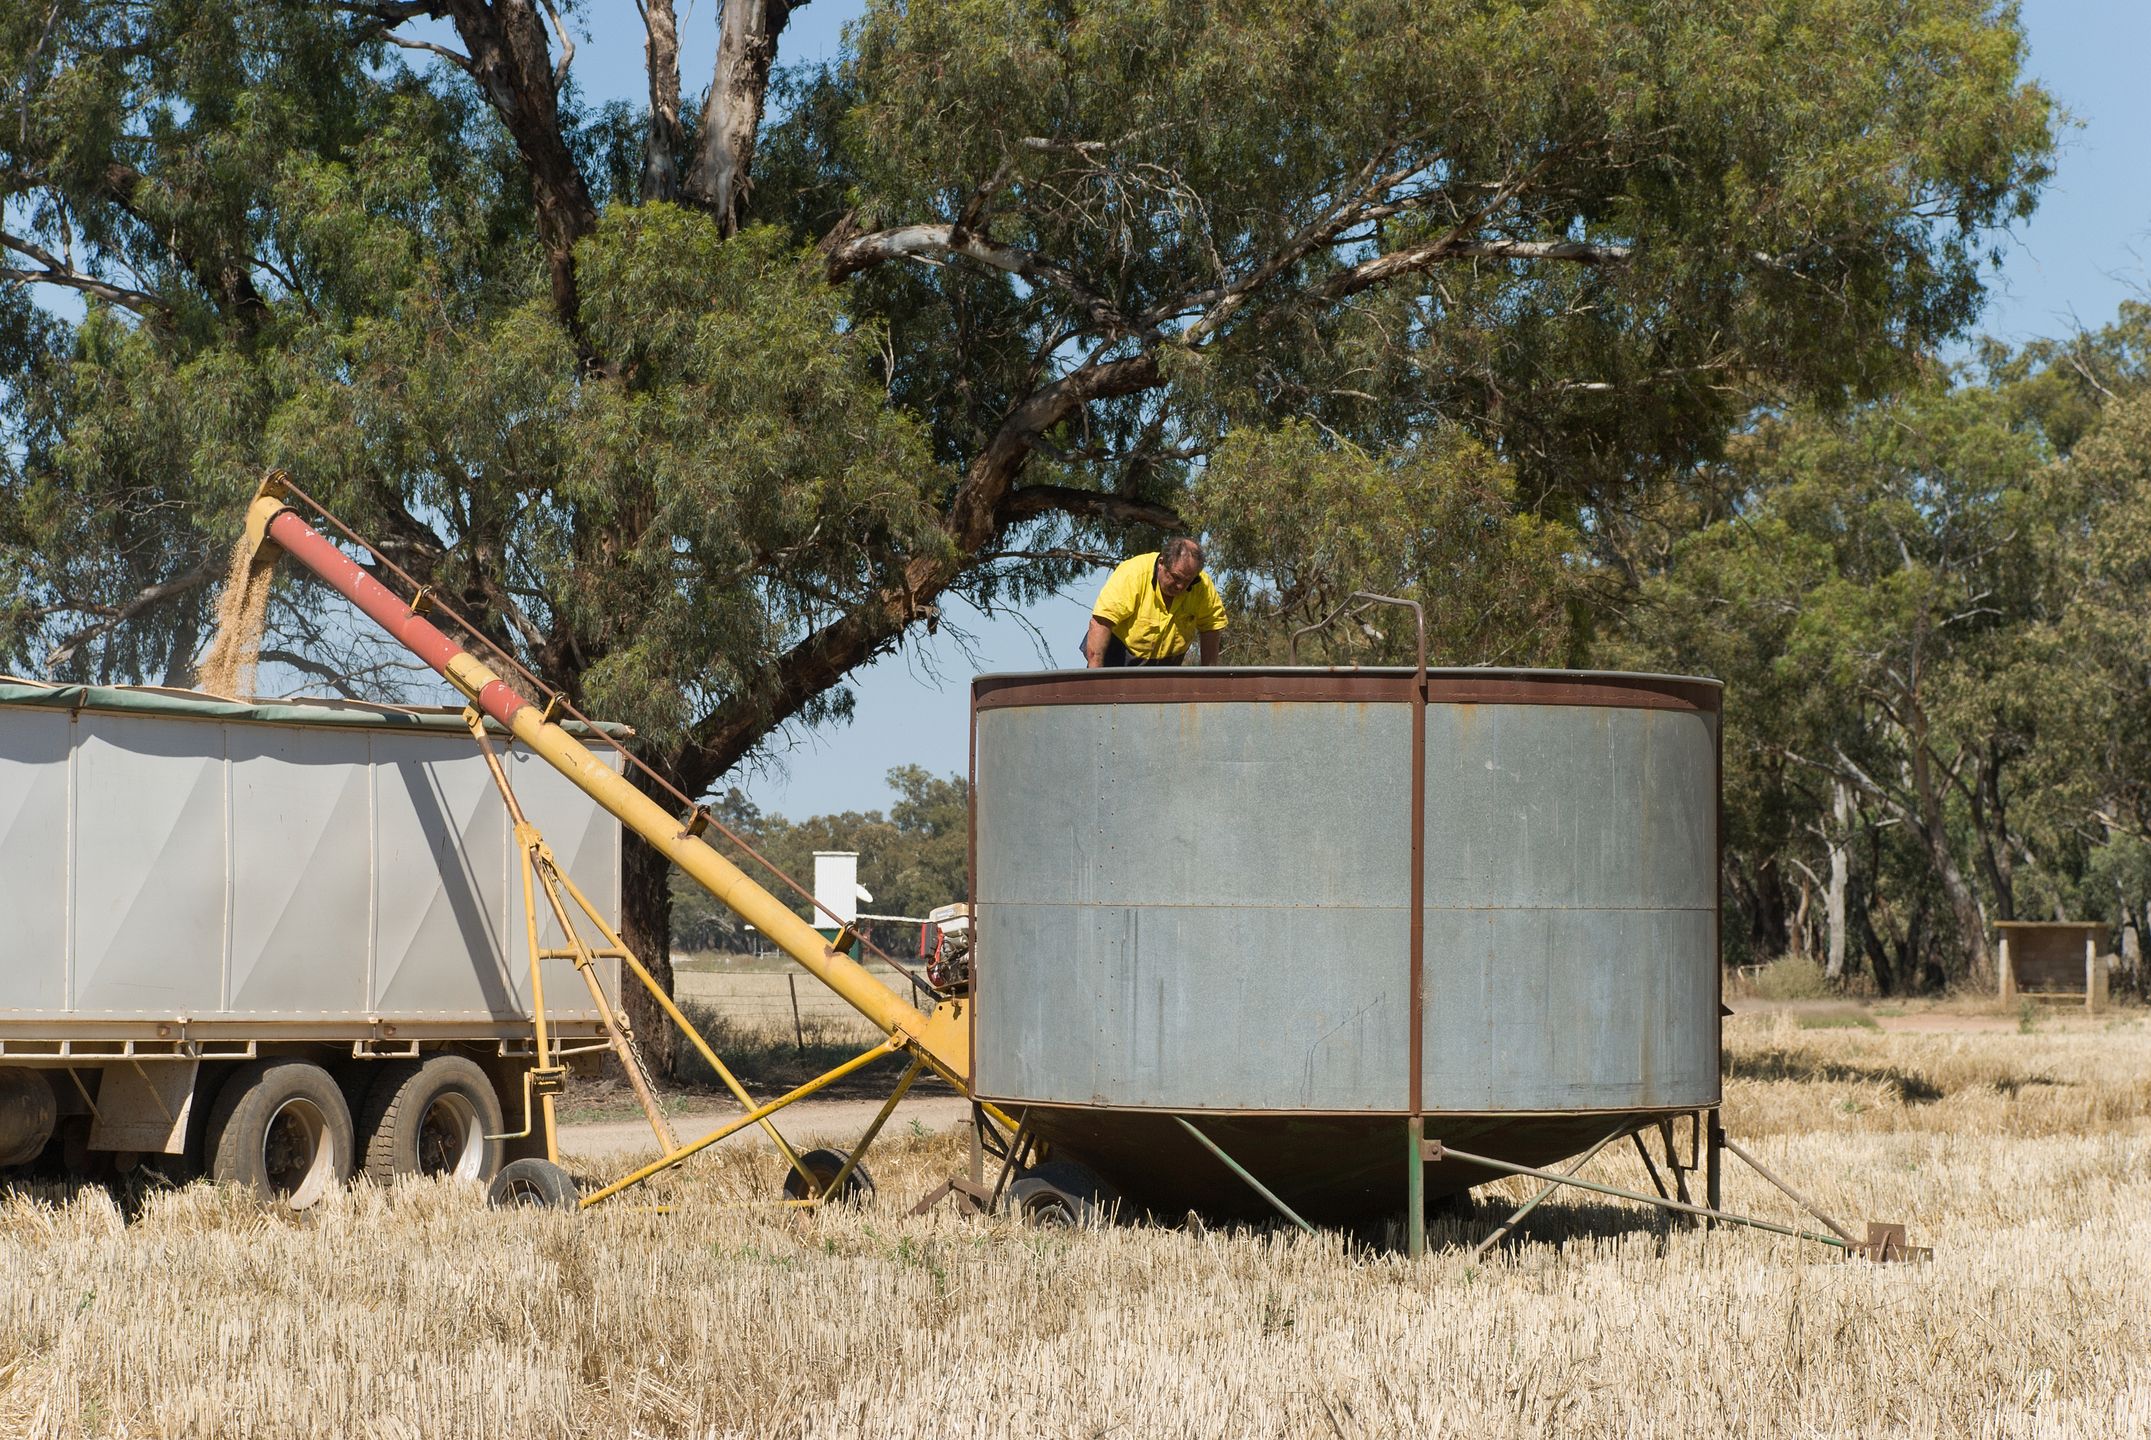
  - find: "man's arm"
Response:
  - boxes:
[1083,616,1114,668]
[1197,630,1221,666]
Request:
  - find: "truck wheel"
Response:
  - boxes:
[204,1060,354,1209]
[487,1158,578,1210]
[359,1056,504,1185]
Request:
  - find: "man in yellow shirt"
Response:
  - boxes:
[1082,538,1228,667]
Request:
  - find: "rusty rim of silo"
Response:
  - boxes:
[970,668,1721,713]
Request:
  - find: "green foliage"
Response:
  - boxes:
[1612,306,2151,992]
[813,0,2054,510]
[672,767,969,953]
[1193,421,1586,665]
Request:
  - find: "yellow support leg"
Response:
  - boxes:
[580,1039,901,1208]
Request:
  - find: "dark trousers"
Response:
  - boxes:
[1094,632,1183,668]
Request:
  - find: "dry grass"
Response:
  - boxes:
[2,1012,2148,1438]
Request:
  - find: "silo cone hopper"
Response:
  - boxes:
[229,473,1920,1260]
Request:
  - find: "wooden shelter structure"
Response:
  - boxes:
[1996,921,2109,1013]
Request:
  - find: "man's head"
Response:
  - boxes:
[1154,537,1205,601]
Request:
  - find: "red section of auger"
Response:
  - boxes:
[265,507,531,728]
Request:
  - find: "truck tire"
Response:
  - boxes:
[359,1055,504,1185]
[204,1060,354,1209]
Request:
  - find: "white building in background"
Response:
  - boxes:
[811,851,872,943]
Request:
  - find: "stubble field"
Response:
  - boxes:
[0,1006,2147,1439]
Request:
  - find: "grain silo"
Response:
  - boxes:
[967,666,1722,1232]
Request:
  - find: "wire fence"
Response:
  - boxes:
[672,967,925,1044]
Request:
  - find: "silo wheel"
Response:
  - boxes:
[781,1147,876,1206]
[486,1158,579,1210]
[1427,1188,1477,1222]
[1010,1159,1119,1228]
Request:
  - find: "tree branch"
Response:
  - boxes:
[997,484,1181,530]
[824,221,1144,338]
[441,0,599,333]
[42,561,219,674]
[639,0,682,201]
[1,233,172,319]
[97,160,271,332]
[1315,237,1631,305]
[678,352,1166,791]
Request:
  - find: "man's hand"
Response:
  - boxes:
[1083,616,1113,668]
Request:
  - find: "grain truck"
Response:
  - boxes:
[0,679,623,1203]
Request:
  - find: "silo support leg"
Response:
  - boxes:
[1470,1123,1634,1260]
[1705,1110,1723,1221]
[1406,1118,1426,1259]
[1420,1140,1851,1250]
[1173,1116,1317,1236]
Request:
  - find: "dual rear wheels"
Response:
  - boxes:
[205,1054,504,1208]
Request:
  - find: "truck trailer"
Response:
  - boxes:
[0,679,623,1203]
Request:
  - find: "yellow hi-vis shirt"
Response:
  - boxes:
[1091,552,1228,660]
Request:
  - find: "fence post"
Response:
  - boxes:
[788,973,805,1053]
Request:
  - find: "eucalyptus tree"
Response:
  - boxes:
[1,0,2053,1039]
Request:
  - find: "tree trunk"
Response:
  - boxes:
[1823,779,1851,981]
[443,0,600,329]
[1906,726,1992,986]
[2121,891,2142,979]
[1968,748,2017,923]
[641,0,683,202]
[684,0,796,232]
[616,780,680,1079]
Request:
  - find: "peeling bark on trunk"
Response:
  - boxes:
[641,0,683,202]
[684,0,798,232]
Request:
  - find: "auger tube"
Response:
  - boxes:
[241,480,965,1080]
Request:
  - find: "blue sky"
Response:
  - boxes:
[678,0,2151,818]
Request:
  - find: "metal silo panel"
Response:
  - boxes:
[370,731,515,1017]
[1420,907,1718,1110]
[975,700,1413,1111]
[0,708,71,1012]
[1421,703,1719,1111]
[1422,704,1716,911]
[69,714,229,1015]
[228,724,373,1016]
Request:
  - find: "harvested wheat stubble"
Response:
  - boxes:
[194,527,278,699]
[0,1015,2147,1439]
